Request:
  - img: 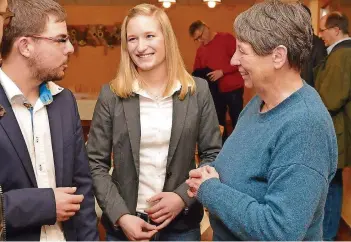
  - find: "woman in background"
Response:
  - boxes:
[87,3,221,241]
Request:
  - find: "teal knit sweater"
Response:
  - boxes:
[198,84,337,240]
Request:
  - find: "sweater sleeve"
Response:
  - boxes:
[197,115,334,240]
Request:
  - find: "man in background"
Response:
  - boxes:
[300,4,327,86]
[0,0,98,240]
[189,20,244,140]
[315,12,351,241]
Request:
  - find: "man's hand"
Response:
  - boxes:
[145,192,185,230]
[54,187,84,222]
[117,214,157,241]
[207,70,224,82]
[186,166,220,198]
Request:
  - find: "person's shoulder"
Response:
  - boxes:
[97,83,119,103]
[331,46,351,57]
[313,34,324,46]
[193,76,208,92]
[313,35,326,50]
[289,86,332,130]
[54,88,75,103]
[327,47,351,68]
[217,32,235,40]
[218,32,234,37]
[197,44,206,52]
[274,87,337,177]
[100,83,115,95]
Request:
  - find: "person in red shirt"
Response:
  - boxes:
[189,20,244,138]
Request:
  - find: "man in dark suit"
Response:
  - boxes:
[0,0,11,240]
[0,0,98,240]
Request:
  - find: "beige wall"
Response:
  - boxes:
[61,4,254,103]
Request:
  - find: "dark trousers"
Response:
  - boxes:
[323,169,343,241]
[222,88,244,130]
[209,84,244,140]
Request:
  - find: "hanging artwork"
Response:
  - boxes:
[67,23,122,55]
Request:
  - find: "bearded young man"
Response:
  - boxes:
[0,0,98,240]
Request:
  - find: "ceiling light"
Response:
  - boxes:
[158,0,176,8]
[203,0,221,8]
[163,2,171,8]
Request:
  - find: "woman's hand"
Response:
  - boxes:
[117,214,157,241]
[186,166,219,198]
[145,192,185,230]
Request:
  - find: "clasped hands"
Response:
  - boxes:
[116,166,219,241]
[186,165,219,198]
[117,192,185,241]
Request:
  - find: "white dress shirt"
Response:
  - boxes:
[0,69,66,241]
[133,81,181,212]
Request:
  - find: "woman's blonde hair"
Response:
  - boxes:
[111,3,195,100]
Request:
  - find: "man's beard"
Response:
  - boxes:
[28,55,67,83]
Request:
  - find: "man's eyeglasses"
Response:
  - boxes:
[193,26,206,42]
[319,26,337,33]
[0,9,14,26]
[27,35,70,44]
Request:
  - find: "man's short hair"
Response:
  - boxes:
[1,0,66,59]
[188,20,206,37]
[326,12,349,35]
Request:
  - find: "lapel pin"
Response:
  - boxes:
[0,105,6,118]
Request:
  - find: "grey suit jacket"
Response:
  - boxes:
[87,77,222,232]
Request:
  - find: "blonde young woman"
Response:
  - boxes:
[87,3,221,241]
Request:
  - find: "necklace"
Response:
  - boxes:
[149,92,161,100]
[138,78,166,100]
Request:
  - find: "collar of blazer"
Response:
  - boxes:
[131,79,182,101]
[122,85,191,176]
[0,82,65,188]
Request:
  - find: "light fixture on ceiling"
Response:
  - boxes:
[158,0,176,9]
[203,0,221,8]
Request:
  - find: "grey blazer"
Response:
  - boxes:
[87,77,222,233]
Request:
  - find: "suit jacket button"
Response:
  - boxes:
[166,172,172,179]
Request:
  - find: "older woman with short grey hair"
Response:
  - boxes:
[187,0,338,240]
